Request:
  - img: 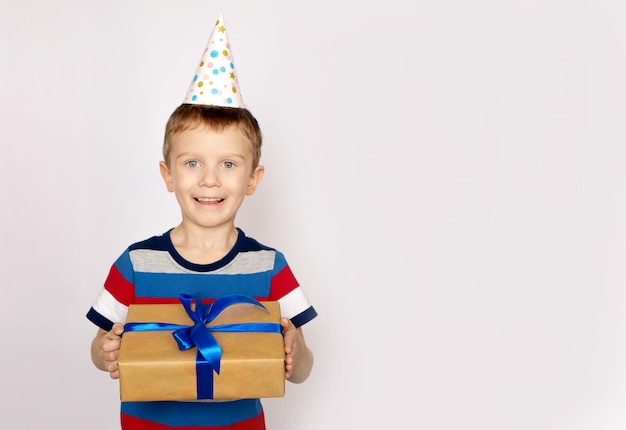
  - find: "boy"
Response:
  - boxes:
[86,15,317,430]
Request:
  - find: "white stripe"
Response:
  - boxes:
[92,289,129,324]
[277,287,312,320]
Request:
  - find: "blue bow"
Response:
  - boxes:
[172,293,277,374]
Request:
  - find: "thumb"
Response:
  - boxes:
[280,317,295,332]
[111,322,125,337]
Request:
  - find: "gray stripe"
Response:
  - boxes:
[129,249,276,274]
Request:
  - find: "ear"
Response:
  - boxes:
[159,161,175,193]
[246,165,265,196]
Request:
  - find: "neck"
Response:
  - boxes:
[170,224,238,265]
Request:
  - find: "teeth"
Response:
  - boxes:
[196,197,223,202]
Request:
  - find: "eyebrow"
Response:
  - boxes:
[174,152,247,160]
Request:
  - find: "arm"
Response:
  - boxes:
[90,323,124,379]
[281,318,314,383]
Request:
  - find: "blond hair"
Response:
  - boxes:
[163,104,263,168]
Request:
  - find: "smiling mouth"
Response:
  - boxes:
[195,197,224,203]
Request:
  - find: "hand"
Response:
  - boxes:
[281,318,298,380]
[281,317,313,382]
[93,323,124,379]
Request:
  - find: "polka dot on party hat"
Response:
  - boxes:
[183,13,244,108]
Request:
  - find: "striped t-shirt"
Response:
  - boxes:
[86,227,317,429]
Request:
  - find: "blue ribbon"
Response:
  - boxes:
[124,294,282,399]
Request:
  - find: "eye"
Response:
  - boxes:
[222,161,235,169]
[186,160,200,168]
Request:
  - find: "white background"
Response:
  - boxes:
[2,0,626,429]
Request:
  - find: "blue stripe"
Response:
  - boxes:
[86,308,114,331]
[291,306,318,328]
[121,399,262,426]
[134,271,272,298]
[114,250,135,284]
[273,251,288,272]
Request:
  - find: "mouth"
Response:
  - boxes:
[195,197,224,203]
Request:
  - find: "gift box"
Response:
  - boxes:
[118,294,285,402]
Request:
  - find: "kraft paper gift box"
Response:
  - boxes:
[118,294,285,402]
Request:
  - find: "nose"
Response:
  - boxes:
[199,166,220,187]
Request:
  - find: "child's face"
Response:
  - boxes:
[159,124,264,230]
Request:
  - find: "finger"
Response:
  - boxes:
[105,331,121,342]
[284,364,292,380]
[283,335,293,354]
[102,339,122,353]
[105,357,120,373]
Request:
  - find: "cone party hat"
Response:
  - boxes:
[183,14,244,107]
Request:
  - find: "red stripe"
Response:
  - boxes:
[104,265,134,306]
[270,265,299,300]
[120,410,266,429]
[133,297,220,304]
[134,296,193,304]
